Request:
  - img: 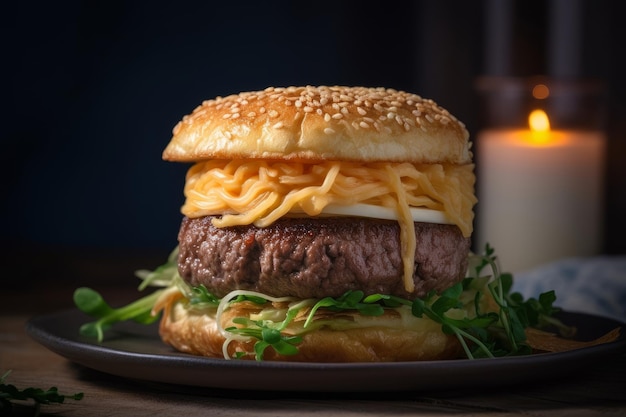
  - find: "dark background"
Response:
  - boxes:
[2,0,625,293]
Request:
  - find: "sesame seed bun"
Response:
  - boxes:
[162,86,471,164]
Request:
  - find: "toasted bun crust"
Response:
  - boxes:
[159,299,463,362]
[163,86,471,164]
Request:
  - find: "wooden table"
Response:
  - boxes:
[2,308,626,416]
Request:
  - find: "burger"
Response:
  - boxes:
[74,86,618,362]
[150,85,480,362]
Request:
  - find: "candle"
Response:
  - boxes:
[476,109,605,274]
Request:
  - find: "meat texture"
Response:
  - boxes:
[177,216,470,300]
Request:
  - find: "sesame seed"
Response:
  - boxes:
[182,86,467,145]
[324,127,336,135]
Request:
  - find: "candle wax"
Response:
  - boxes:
[476,129,605,274]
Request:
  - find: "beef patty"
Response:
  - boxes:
[177,216,471,300]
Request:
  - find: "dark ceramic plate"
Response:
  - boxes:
[26,309,626,392]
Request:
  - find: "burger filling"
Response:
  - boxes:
[181,159,476,293]
[177,216,470,300]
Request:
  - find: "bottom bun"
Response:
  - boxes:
[158,296,463,362]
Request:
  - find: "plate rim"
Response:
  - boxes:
[26,309,626,392]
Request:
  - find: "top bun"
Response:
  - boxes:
[163,86,471,164]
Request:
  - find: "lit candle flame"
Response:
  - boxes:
[528,109,551,144]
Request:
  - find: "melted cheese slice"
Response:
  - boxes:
[181,160,476,293]
[315,203,454,224]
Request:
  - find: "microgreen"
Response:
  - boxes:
[343,284,501,359]
[506,288,576,338]
[73,287,163,342]
[304,290,384,328]
[188,284,221,308]
[406,285,502,359]
[135,247,180,290]
[73,248,181,342]
[0,370,83,416]
[225,307,303,360]
[73,243,572,361]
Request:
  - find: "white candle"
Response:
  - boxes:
[476,110,606,274]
